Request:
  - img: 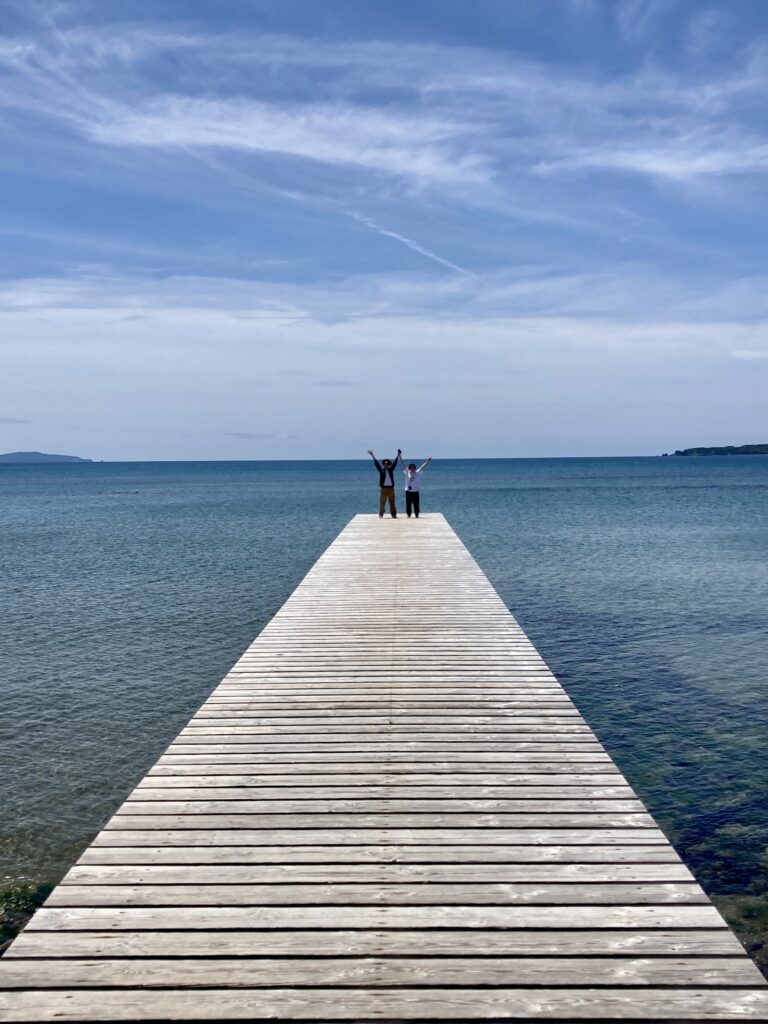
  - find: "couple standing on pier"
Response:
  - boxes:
[367,448,432,519]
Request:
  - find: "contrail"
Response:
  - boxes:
[350,213,475,277]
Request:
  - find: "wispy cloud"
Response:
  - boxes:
[0,267,593,322]
[3,263,768,337]
[0,416,30,424]
[536,131,768,181]
[0,27,490,191]
[3,13,766,211]
[349,214,474,276]
[86,97,488,188]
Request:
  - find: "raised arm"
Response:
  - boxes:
[394,448,402,466]
[367,449,382,471]
[418,456,432,472]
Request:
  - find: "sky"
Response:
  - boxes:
[1,0,767,460]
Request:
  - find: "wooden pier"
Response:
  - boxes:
[1,513,766,1021]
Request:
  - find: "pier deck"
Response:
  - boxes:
[1,513,766,1021]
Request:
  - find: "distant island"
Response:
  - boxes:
[663,444,768,457]
[0,451,94,464]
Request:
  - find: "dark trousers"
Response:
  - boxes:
[405,491,420,517]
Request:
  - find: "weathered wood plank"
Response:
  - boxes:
[208,690,568,698]
[200,695,573,702]
[1,956,762,988]
[77,844,683,865]
[45,881,707,907]
[106,812,657,828]
[132,784,638,798]
[6,928,744,958]
[91,827,672,846]
[181,724,591,734]
[63,863,694,883]
[149,762,624,775]
[158,750,615,763]
[3,988,768,1022]
[168,737,604,748]
[139,773,628,787]
[192,711,579,719]
[25,904,726,930]
[119,798,647,813]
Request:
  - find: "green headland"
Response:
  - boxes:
[663,444,768,457]
[0,451,93,463]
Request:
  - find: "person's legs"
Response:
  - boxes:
[413,492,420,518]
[380,486,395,517]
[389,487,397,517]
[405,492,414,517]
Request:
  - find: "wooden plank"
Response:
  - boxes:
[119,798,648,812]
[182,722,590,731]
[159,751,615,763]
[63,863,694,883]
[105,813,657,828]
[193,701,574,710]
[176,729,598,738]
[169,737,604,748]
[223,664,554,670]
[24,904,726,930]
[139,772,628,785]
[45,882,707,907]
[93,826,671,848]
[208,689,568,696]
[6,928,744,958]
[3,988,768,1022]
[132,784,637,798]
[1,956,762,988]
[194,712,578,719]
[77,844,684,865]
[198,688,572,697]
[149,762,624,775]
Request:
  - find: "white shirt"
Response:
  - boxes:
[404,468,423,492]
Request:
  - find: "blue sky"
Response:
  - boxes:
[1,0,767,459]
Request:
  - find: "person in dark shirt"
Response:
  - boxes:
[367,448,401,518]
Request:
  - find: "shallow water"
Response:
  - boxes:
[2,458,767,962]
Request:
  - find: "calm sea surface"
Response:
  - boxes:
[2,458,767,962]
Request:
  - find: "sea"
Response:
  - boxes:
[2,457,767,965]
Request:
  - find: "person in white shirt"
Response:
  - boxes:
[398,453,432,518]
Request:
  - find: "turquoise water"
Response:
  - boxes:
[2,458,767,962]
